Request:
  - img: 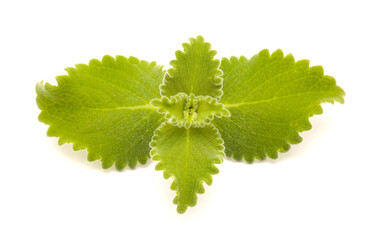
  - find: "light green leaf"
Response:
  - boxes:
[214,49,345,162]
[150,93,230,128]
[36,56,165,170]
[196,95,230,126]
[150,122,225,213]
[150,92,188,126]
[160,36,223,98]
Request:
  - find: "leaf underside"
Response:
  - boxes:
[213,49,345,162]
[150,122,225,213]
[160,36,223,98]
[36,56,165,170]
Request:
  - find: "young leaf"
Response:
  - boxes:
[160,36,223,98]
[150,122,225,213]
[36,56,165,170]
[150,92,188,126]
[150,93,230,128]
[213,50,345,162]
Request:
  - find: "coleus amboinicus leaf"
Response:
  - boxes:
[150,93,230,128]
[36,36,345,213]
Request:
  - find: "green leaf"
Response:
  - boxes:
[150,92,188,126]
[150,122,225,213]
[150,93,230,128]
[36,55,165,170]
[213,49,345,162]
[160,36,223,98]
[195,95,230,126]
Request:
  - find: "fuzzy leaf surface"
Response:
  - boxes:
[160,36,223,98]
[214,50,345,162]
[150,122,225,213]
[36,56,165,170]
[151,93,230,128]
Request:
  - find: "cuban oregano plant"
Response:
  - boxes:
[36,36,345,213]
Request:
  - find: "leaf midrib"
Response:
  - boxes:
[185,128,190,173]
[77,104,156,112]
[224,91,335,109]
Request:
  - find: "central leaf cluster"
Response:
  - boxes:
[183,94,198,127]
[148,36,232,213]
[150,93,230,128]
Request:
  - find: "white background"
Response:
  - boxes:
[1,0,380,239]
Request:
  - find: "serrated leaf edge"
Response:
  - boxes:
[159,35,224,99]
[150,92,188,127]
[219,49,345,163]
[149,122,225,213]
[194,95,231,127]
[36,55,164,170]
[150,93,231,128]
